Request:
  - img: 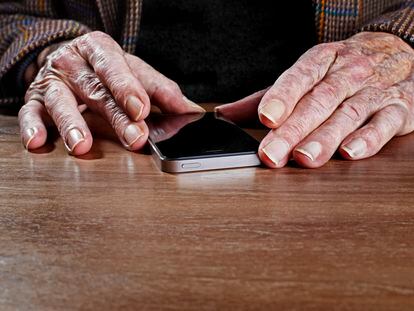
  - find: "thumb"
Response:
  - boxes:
[214,87,270,125]
[125,54,205,114]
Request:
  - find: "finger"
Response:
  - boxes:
[66,66,148,151]
[90,94,148,151]
[41,80,93,155]
[72,31,151,121]
[339,104,408,160]
[18,100,48,150]
[292,87,380,168]
[78,104,88,114]
[259,67,371,168]
[125,54,205,114]
[47,46,149,150]
[258,43,341,128]
[258,133,291,168]
[214,87,270,124]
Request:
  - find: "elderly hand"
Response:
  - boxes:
[18,31,204,155]
[216,32,414,168]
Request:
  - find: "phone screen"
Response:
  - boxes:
[148,112,259,160]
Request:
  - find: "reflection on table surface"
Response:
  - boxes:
[1,113,414,310]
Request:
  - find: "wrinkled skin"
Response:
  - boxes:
[19,31,414,169]
[18,31,204,155]
[216,32,414,168]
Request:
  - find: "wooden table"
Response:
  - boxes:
[1,111,414,310]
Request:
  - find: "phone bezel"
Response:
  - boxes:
[148,137,261,173]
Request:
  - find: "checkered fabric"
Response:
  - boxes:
[0,0,413,106]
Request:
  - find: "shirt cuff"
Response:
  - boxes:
[360,1,414,47]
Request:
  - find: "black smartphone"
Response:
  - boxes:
[147,112,260,173]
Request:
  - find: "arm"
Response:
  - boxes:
[361,0,414,47]
[0,1,92,106]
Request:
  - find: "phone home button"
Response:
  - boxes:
[181,162,201,169]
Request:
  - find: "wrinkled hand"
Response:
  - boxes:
[18,31,204,155]
[216,32,414,168]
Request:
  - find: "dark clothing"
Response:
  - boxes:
[1,0,414,105]
[135,0,316,102]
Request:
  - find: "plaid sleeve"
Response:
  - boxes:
[0,3,91,107]
[361,0,414,47]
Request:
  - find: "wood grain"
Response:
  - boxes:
[0,112,414,311]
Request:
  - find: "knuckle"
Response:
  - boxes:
[383,86,409,105]
[43,85,65,107]
[315,126,341,145]
[163,80,181,94]
[364,124,383,145]
[76,31,122,54]
[401,118,414,135]
[314,42,332,51]
[381,107,404,131]
[381,86,412,118]
[331,60,374,88]
[151,80,181,100]
[48,45,75,69]
[25,77,49,103]
[43,96,73,130]
[109,105,129,131]
[318,80,339,101]
[25,86,42,103]
[77,73,128,129]
[77,72,108,102]
[54,111,75,134]
[92,54,110,73]
[392,78,414,102]
[306,81,339,113]
[18,104,31,121]
[337,101,365,123]
[350,58,374,81]
[92,58,128,83]
[80,31,109,44]
[306,42,343,61]
[48,54,64,70]
[107,72,136,93]
[308,42,338,56]
[36,65,48,79]
[349,55,373,71]
[38,100,75,134]
[374,52,413,83]
[290,65,317,87]
[279,121,306,141]
[276,71,300,89]
[306,93,330,115]
[362,86,381,98]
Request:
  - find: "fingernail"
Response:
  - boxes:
[126,96,144,121]
[342,138,367,158]
[259,100,285,124]
[295,141,322,161]
[183,96,205,112]
[214,106,221,116]
[24,127,37,149]
[123,124,144,147]
[261,138,290,166]
[65,128,85,152]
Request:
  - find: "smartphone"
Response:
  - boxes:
[147,112,261,173]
